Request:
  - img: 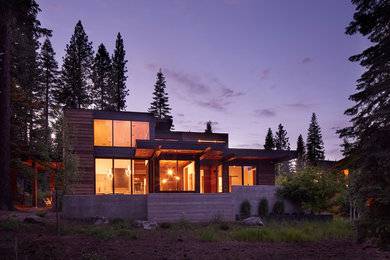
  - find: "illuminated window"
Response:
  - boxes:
[94,120,112,146]
[133,160,148,194]
[95,158,113,194]
[114,159,131,194]
[217,165,222,193]
[132,121,150,147]
[95,158,148,195]
[113,121,131,147]
[229,166,257,192]
[160,160,195,191]
[229,166,242,192]
[200,169,204,193]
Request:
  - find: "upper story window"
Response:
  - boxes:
[94,119,149,147]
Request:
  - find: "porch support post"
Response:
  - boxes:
[222,163,229,193]
[32,162,37,208]
[194,157,200,193]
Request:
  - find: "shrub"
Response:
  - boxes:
[258,197,269,216]
[36,211,47,218]
[160,222,171,229]
[272,200,285,215]
[89,226,116,240]
[240,200,251,218]
[194,227,220,242]
[219,223,230,231]
[1,218,19,231]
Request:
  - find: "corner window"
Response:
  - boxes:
[93,120,149,147]
[228,166,257,192]
[94,120,112,146]
[95,158,113,194]
[160,160,195,191]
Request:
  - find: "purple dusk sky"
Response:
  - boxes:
[37,0,369,160]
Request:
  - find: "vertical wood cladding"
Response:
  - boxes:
[257,161,276,185]
[64,109,94,194]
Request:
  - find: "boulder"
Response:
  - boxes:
[93,216,110,225]
[24,215,44,224]
[242,216,264,226]
[134,220,158,230]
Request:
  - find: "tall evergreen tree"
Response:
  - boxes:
[1,0,50,210]
[306,113,324,162]
[92,43,114,110]
[205,121,213,134]
[38,37,58,148]
[264,128,275,150]
[338,0,390,248]
[296,134,306,170]
[274,124,290,150]
[58,20,93,108]
[111,32,128,111]
[149,69,172,120]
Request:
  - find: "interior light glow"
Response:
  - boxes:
[125,165,131,176]
[162,179,167,183]
[168,169,173,175]
[107,168,113,180]
[175,176,180,180]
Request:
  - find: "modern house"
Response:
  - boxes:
[64,108,297,197]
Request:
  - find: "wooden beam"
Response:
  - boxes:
[151,145,162,159]
[199,147,212,160]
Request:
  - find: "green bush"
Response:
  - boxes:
[240,200,251,218]
[194,227,220,242]
[36,211,47,218]
[271,200,285,215]
[219,223,230,231]
[258,197,269,216]
[88,226,116,240]
[160,222,171,229]
[1,218,19,231]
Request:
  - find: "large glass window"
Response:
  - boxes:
[160,160,195,191]
[228,166,257,192]
[244,166,256,186]
[200,169,204,193]
[95,158,148,194]
[229,166,242,192]
[133,160,148,194]
[94,120,112,146]
[217,165,222,193]
[95,158,113,194]
[113,121,131,147]
[94,120,149,147]
[114,159,131,194]
[132,121,150,147]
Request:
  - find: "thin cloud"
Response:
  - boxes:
[287,103,311,110]
[254,109,276,117]
[176,113,184,117]
[300,58,313,64]
[194,98,230,112]
[261,69,270,80]
[204,72,244,97]
[165,69,210,93]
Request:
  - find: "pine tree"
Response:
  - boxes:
[338,0,390,247]
[92,43,114,110]
[111,32,128,111]
[264,128,275,150]
[205,121,212,134]
[296,134,306,170]
[58,20,93,108]
[149,69,172,120]
[274,124,290,150]
[306,113,324,162]
[38,37,58,148]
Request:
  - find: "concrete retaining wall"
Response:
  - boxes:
[62,186,298,221]
[62,195,147,219]
[231,185,299,216]
[147,193,235,222]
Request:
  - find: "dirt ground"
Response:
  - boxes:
[0,209,389,260]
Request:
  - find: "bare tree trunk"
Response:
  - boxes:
[0,17,13,210]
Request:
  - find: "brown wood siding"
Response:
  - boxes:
[257,161,275,185]
[64,109,94,194]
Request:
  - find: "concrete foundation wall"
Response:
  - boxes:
[147,193,235,222]
[231,185,299,216]
[62,186,298,221]
[62,195,147,219]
